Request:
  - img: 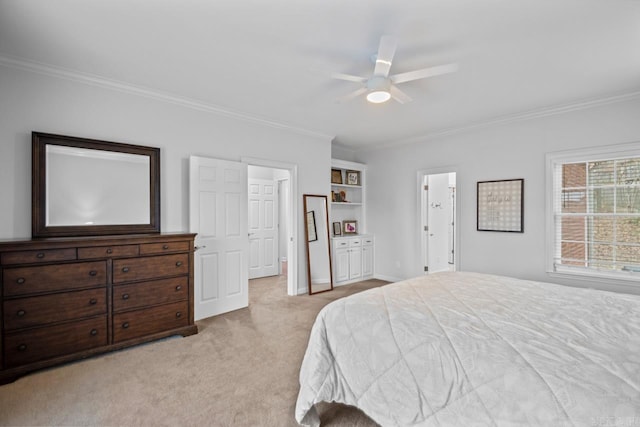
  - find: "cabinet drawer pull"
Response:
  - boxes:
[163,244,169,250]
[176,261,183,267]
[17,344,27,352]
[176,311,182,318]
[36,252,45,259]
[122,322,129,329]
[89,298,98,305]
[90,329,98,336]
[16,277,25,285]
[89,270,97,276]
[175,285,182,291]
[106,248,113,254]
[122,293,130,300]
[122,267,129,273]
[17,309,26,317]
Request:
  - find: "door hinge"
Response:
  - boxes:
[424,185,429,190]
[424,225,428,231]
[424,266,429,272]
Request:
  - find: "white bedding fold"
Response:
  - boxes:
[295,272,640,426]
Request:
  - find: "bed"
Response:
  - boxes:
[295,272,640,426]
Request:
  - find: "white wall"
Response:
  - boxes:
[360,96,640,295]
[0,65,331,294]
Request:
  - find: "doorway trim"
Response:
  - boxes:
[417,167,461,274]
[242,156,298,296]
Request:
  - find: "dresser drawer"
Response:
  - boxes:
[78,245,139,260]
[113,301,189,343]
[362,237,374,246]
[4,288,107,330]
[1,248,76,266]
[112,254,189,283]
[4,316,107,368]
[139,241,191,255]
[349,238,362,247]
[333,239,349,250]
[113,277,188,312]
[3,261,107,297]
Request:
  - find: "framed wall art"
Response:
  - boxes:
[346,170,360,186]
[333,221,342,236]
[331,169,343,184]
[477,178,524,233]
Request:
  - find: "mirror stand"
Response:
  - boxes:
[303,194,333,295]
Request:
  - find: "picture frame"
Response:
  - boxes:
[333,221,342,236]
[331,169,343,184]
[346,170,360,186]
[306,211,318,242]
[342,220,357,235]
[477,178,524,233]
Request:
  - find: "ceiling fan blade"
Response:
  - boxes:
[373,35,397,77]
[390,63,458,84]
[336,87,368,103]
[390,85,412,104]
[332,72,368,83]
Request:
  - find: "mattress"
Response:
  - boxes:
[295,272,640,426]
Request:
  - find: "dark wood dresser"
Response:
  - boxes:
[0,233,198,384]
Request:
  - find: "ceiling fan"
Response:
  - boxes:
[333,35,458,104]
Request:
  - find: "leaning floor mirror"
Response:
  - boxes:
[303,194,333,295]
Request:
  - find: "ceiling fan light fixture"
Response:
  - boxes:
[367,90,391,103]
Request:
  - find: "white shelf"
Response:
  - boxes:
[332,202,362,206]
[331,183,362,189]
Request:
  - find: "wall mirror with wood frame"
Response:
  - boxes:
[303,194,333,295]
[32,132,160,238]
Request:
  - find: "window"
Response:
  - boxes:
[546,143,640,282]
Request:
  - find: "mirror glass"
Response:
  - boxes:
[46,145,150,226]
[32,132,160,237]
[303,194,333,294]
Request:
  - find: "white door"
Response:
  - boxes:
[427,173,451,273]
[248,178,279,279]
[335,248,350,283]
[362,245,373,277]
[190,156,248,320]
[348,248,362,280]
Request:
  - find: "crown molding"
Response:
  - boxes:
[361,90,640,152]
[0,54,334,142]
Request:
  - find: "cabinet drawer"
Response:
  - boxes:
[333,240,349,250]
[139,241,190,255]
[4,288,107,330]
[349,238,362,247]
[1,248,76,266]
[113,254,189,283]
[113,277,188,312]
[362,237,374,246]
[113,301,189,343]
[3,261,107,297]
[4,316,107,368]
[78,245,139,260]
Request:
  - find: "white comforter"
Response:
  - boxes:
[295,272,640,426]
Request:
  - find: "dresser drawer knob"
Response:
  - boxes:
[89,270,97,277]
[106,248,113,254]
[17,344,27,352]
[176,311,182,318]
[175,285,182,291]
[16,277,25,285]
[36,252,45,259]
[122,293,130,300]
[163,244,169,250]
[122,322,129,329]
[89,298,98,305]
[17,309,26,317]
[176,261,183,267]
[90,329,98,336]
[122,267,130,273]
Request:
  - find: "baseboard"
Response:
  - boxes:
[374,274,403,283]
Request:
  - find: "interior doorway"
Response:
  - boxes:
[243,157,297,296]
[420,171,457,274]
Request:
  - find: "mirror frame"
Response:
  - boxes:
[303,194,333,295]
[32,132,161,238]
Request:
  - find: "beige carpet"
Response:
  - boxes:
[0,277,388,426]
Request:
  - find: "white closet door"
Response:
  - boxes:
[248,178,279,279]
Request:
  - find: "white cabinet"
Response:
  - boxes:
[332,235,374,285]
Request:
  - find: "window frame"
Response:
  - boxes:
[545,142,640,285]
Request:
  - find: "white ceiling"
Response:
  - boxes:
[1,0,639,150]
